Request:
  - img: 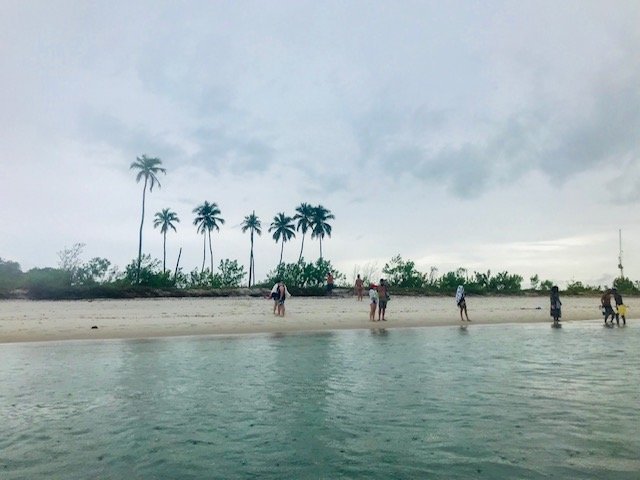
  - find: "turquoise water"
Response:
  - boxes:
[1,322,638,479]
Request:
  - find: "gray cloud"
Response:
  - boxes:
[78,111,184,163]
[354,69,640,200]
[188,126,276,174]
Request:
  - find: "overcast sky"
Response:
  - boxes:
[1,1,639,287]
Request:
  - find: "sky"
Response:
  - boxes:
[1,0,639,287]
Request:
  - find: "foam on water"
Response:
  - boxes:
[0,321,638,479]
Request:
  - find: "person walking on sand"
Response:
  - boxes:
[550,285,562,325]
[326,271,334,294]
[377,279,389,321]
[355,274,364,301]
[368,283,378,321]
[601,288,615,325]
[456,285,470,322]
[612,288,627,326]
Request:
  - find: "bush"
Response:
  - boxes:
[121,255,174,287]
[0,258,23,290]
[613,277,638,294]
[265,259,343,288]
[382,255,425,288]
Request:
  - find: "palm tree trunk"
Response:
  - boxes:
[201,233,206,273]
[298,233,306,262]
[162,231,167,273]
[319,236,323,260]
[208,229,214,273]
[279,240,284,265]
[249,231,254,287]
[174,247,182,283]
[136,177,148,283]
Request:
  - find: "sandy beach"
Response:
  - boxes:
[0,295,629,344]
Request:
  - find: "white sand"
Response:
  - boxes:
[0,295,631,343]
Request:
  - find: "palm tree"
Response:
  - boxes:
[130,155,166,282]
[293,202,314,262]
[269,212,296,266]
[193,201,225,273]
[153,208,180,273]
[311,205,335,260]
[241,211,262,287]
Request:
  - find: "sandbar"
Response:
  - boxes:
[0,295,630,344]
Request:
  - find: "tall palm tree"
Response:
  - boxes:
[193,201,225,273]
[293,202,314,262]
[241,211,262,287]
[153,208,180,273]
[130,155,166,282]
[269,212,296,266]
[311,205,335,260]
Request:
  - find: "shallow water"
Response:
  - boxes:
[0,322,638,479]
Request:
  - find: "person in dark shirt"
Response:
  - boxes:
[612,288,627,326]
[601,289,615,325]
[550,286,562,325]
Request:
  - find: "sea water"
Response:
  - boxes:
[0,322,638,479]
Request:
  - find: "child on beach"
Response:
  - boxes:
[368,283,378,321]
[456,285,470,322]
[550,286,562,325]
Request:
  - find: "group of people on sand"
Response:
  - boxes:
[271,274,629,327]
[600,287,627,326]
[269,281,291,317]
[365,279,390,322]
[550,285,628,327]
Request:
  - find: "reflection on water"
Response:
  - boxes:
[0,322,639,479]
[369,327,388,336]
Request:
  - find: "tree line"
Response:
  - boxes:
[2,250,638,299]
[131,155,335,286]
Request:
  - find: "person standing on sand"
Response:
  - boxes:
[612,288,627,326]
[368,283,378,321]
[269,281,280,315]
[326,272,334,294]
[377,279,389,321]
[456,285,470,322]
[550,285,562,324]
[355,274,364,301]
[277,281,290,317]
[601,288,615,325]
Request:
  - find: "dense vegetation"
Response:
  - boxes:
[1,250,637,300]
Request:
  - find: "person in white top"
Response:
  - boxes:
[368,284,378,321]
[269,282,280,314]
[276,281,291,317]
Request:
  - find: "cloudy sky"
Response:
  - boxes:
[1,0,639,286]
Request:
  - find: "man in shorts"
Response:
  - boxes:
[377,279,389,321]
[601,288,615,325]
[326,272,334,294]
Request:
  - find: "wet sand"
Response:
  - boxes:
[0,295,630,343]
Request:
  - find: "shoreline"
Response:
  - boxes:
[0,295,625,345]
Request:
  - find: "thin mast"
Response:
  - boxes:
[617,229,624,279]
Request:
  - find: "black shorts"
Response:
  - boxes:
[271,292,278,300]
